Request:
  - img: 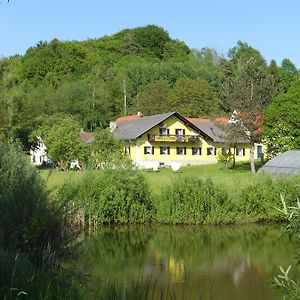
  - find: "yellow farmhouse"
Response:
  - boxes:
[111,112,264,169]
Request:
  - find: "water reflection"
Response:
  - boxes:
[71,224,298,300]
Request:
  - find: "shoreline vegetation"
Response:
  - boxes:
[42,162,300,227]
[1,143,300,299]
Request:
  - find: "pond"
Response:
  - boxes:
[69,224,299,300]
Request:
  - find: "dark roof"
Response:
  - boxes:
[188,119,226,142]
[112,112,203,140]
[258,150,300,175]
[188,118,249,144]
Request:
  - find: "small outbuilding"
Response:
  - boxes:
[258,150,300,175]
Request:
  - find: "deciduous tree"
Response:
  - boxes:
[223,58,275,173]
[264,81,300,155]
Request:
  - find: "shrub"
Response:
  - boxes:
[238,175,300,222]
[155,176,229,224]
[58,169,154,228]
[0,143,81,299]
[0,143,64,254]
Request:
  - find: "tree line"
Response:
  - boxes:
[0,25,299,159]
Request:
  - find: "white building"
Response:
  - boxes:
[30,137,49,166]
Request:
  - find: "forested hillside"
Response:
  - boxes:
[0,25,299,149]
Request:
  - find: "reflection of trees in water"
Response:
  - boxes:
[144,225,293,300]
[70,224,296,300]
[70,225,155,285]
[148,224,292,271]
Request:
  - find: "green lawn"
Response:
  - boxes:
[39,162,259,195]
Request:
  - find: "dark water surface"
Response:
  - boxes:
[70,224,298,300]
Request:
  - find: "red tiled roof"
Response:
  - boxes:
[214,117,229,123]
[187,117,229,123]
[79,132,93,143]
[116,113,144,124]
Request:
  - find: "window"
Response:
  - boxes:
[159,128,169,135]
[192,147,201,155]
[175,128,185,136]
[236,148,245,156]
[160,146,170,155]
[222,148,230,156]
[207,147,216,156]
[257,145,263,159]
[144,146,154,155]
[176,146,186,155]
[125,146,131,155]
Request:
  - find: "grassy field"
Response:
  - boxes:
[39,162,259,195]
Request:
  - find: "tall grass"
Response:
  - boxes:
[154,174,300,224]
[58,169,154,230]
[0,143,81,299]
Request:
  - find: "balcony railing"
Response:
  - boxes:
[148,134,200,143]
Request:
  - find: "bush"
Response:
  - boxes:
[0,143,81,299]
[238,175,300,222]
[0,143,64,254]
[58,169,154,228]
[155,176,229,224]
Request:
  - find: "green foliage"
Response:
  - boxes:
[134,25,171,59]
[37,116,88,169]
[89,128,128,168]
[153,171,300,224]
[138,79,173,115]
[1,24,297,152]
[0,142,82,299]
[0,249,82,300]
[238,176,300,222]
[0,143,63,253]
[172,77,219,117]
[280,58,299,92]
[264,81,300,153]
[155,176,229,224]
[273,196,300,299]
[228,40,267,67]
[58,169,154,227]
[223,57,276,173]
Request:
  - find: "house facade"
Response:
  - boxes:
[112,112,264,169]
[30,137,49,166]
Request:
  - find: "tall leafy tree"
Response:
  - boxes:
[90,128,128,168]
[228,41,266,67]
[280,58,299,93]
[223,57,275,173]
[172,77,220,117]
[138,79,172,115]
[264,81,300,155]
[37,116,88,169]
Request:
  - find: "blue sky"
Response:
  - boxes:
[1,0,300,67]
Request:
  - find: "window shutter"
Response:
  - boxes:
[144,147,147,154]
[214,148,216,155]
[152,147,154,155]
[243,148,245,156]
[167,129,170,135]
[167,147,170,155]
[160,147,163,155]
[183,129,185,135]
[184,147,186,155]
[199,147,202,155]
